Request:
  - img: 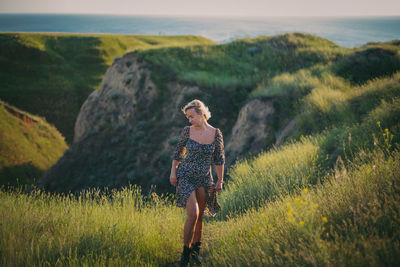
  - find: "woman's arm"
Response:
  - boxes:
[170,127,189,187]
[170,159,180,187]
[212,128,225,190]
[214,164,224,191]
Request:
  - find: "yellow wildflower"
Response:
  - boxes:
[286,209,293,217]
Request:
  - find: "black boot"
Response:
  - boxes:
[191,241,202,265]
[180,245,191,267]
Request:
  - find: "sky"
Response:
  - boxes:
[0,0,399,17]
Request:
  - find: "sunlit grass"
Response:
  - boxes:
[1,185,184,266]
[218,135,322,219]
[1,124,399,266]
[203,148,400,266]
[0,100,68,186]
[218,79,400,219]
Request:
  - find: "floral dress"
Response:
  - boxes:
[172,126,225,217]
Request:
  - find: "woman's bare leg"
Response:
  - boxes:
[184,190,199,246]
[193,186,206,243]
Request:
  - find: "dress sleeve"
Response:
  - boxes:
[172,126,189,161]
[212,128,225,165]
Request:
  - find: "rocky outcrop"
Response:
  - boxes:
[74,53,155,143]
[225,99,275,166]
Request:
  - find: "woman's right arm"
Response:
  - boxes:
[170,160,180,187]
[169,126,189,186]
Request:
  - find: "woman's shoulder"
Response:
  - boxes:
[211,126,221,133]
[205,125,219,135]
[210,126,223,139]
[182,126,190,136]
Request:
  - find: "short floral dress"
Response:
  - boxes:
[173,126,225,217]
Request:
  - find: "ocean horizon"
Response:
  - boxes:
[0,13,399,47]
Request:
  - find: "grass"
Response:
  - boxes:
[216,68,400,220]
[1,131,399,266]
[0,100,68,186]
[1,185,184,266]
[137,32,346,95]
[203,148,400,266]
[217,135,322,219]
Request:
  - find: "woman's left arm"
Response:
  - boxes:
[213,128,225,190]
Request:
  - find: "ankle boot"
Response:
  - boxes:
[180,245,191,267]
[191,241,202,265]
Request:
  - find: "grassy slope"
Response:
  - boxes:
[0,100,68,186]
[137,33,349,136]
[1,145,398,266]
[0,33,215,144]
[219,73,400,219]
[137,33,400,148]
[204,148,400,266]
[1,34,400,265]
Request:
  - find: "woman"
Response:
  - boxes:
[170,99,225,266]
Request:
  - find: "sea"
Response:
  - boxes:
[0,14,399,47]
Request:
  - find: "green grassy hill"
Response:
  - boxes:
[0,100,68,186]
[136,33,400,144]
[0,33,214,188]
[0,33,215,144]
[0,33,399,265]
[37,33,363,194]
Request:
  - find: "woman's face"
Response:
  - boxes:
[185,108,204,126]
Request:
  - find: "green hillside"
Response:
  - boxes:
[219,73,400,219]
[0,33,215,144]
[136,33,400,140]
[1,33,400,265]
[37,33,359,194]
[0,100,68,186]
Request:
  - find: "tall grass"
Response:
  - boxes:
[218,89,400,220]
[0,185,183,266]
[1,126,399,266]
[203,147,400,266]
[218,135,322,219]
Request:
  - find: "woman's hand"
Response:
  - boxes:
[214,179,223,191]
[170,175,177,187]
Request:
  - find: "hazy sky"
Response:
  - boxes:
[1,0,399,17]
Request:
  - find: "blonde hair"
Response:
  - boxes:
[182,99,211,120]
